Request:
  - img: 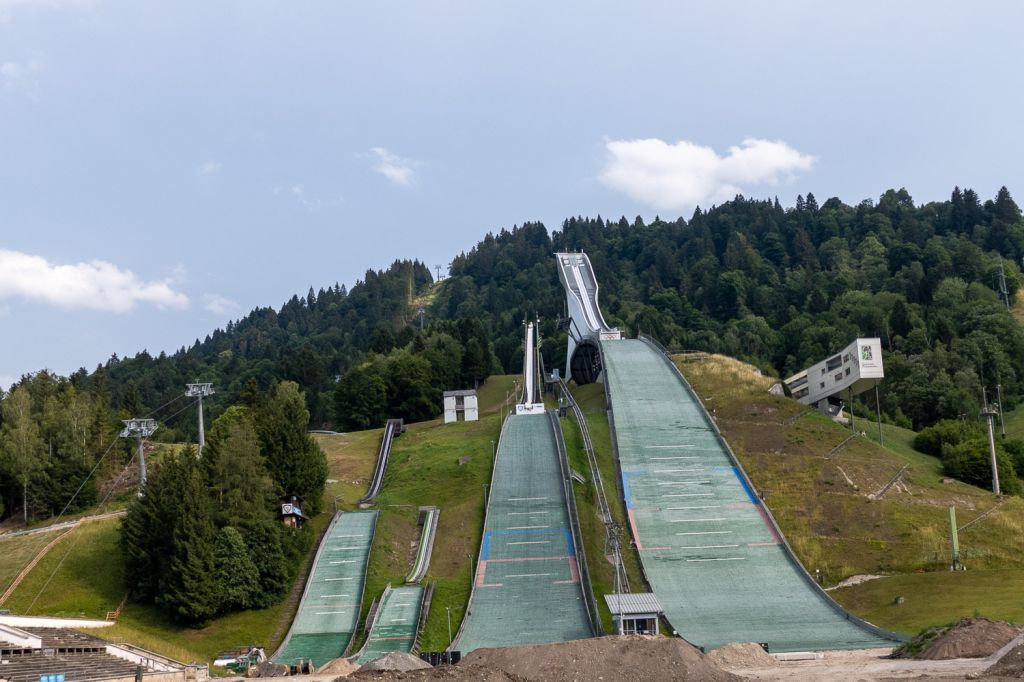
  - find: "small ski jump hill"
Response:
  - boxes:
[554,251,902,652]
[271,510,377,668]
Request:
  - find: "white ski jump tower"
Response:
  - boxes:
[555,252,621,384]
[784,338,884,419]
[516,319,546,414]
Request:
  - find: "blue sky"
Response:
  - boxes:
[1,1,1022,389]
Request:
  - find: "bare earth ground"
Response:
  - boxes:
[247,635,1024,682]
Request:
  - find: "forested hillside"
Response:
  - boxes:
[439,187,1024,430]
[3,185,1024,522]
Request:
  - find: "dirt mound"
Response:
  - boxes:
[708,643,776,668]
[985,641,1024,678]
[318,657,361,676]
[359,652,433,672]
[460,635,739,681]
[349,663,523,680]
[915,617,1020,660]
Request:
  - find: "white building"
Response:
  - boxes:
[443,389,478,424]
[784,338,884,417]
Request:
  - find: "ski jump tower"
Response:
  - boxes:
[783,338,885,420]
[516,319,546,414]
[555,252,621,384]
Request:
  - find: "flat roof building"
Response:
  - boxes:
[784,338,884,418]
[443,389,478,424]
[604,592,663,636]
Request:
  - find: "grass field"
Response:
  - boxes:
[0,529,67,597]
[678,353,1024,629]
[832,569,1024,633]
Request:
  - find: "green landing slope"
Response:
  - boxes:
[356,585,424,664]
[454,413,591,653]
[272,510,377,667]
[601,339,897,652]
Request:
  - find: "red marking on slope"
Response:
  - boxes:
[628,509,670,551]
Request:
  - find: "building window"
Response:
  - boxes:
[820,382,825,389]
[845,368,851,376]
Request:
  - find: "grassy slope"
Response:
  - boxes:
[1,432,374,664]
[0,530,59,596]
[563,383,646,633]
[1,518,293,664]
[353,375,515,653]
[678,353,1024,634]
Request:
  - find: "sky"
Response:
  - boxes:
[1,0,1023,390]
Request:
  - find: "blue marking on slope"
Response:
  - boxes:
[622,470,644,509]
[563,528,574,556]
[731,467,759,505]
[481,532,492,560]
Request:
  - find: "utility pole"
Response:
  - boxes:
[848,388,856,433]
[998,260,1010,310]
[874,385,884,447]
[980,404,1001,495]
[185,383,215,457]
[948,507,961,571]
[997,383,1006,438]
[446,606,452,647]
[120,418,157,495]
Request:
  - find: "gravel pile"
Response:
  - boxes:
[347,636,737,681]
[460,635,739,681]
[985,641,1024,678]
[708,643,776,669]
[359,653,433,672]
[916,617,1020,660]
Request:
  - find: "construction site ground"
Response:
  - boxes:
[248,635,1024,681]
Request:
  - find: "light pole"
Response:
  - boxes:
[446,606,452,647]
[491,439,496,463]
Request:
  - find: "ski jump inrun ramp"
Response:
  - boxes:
[555,251,902,652]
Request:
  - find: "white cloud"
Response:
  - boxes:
[203,294,239,316]
[599,137,815,211]
[0,0,93,22]
[0,248,189,312]
[369,147,418,187]
[1,60,42,95]
[197,160,222,176]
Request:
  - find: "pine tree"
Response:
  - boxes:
[256,382,327,514]
[159,452,218,623]
[214,526,261,611]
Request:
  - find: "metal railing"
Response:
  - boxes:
[549,410,601,635]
